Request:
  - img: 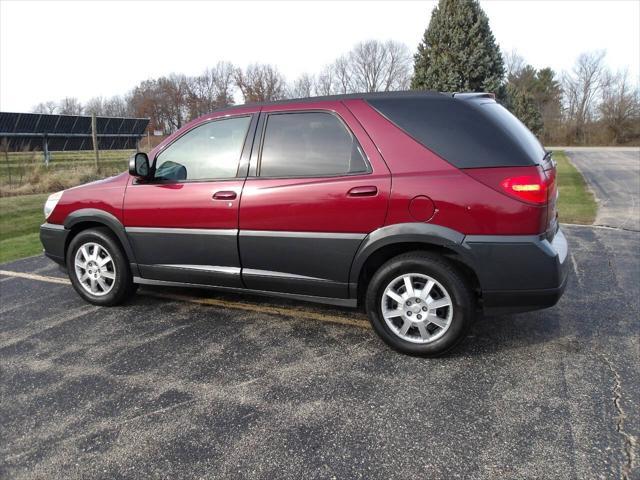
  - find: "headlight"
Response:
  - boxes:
[44,191,63,219]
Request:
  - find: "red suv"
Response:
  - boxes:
[40,92,568,356]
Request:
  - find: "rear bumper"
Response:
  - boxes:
[463,228,569,315]
[40,223,68,265]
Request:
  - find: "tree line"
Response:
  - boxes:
[32,0,639,146]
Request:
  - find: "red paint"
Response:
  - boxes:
[408,196,435,222]
[47,172,129,225]
[239,101,391,234]
[47,97,549,237]
[123,179,243,229]
[343,99,547,235]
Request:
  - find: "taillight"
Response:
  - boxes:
[500,175,548,204]
[463,166,551,205]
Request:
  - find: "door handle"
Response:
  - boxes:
[347,186,378,197]
[212,190,237,200]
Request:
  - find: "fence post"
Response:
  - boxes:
[43,135,50,166]
[91,113,100,173]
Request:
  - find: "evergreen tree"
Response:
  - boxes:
[505,84,543,136]
[411,0,505,94]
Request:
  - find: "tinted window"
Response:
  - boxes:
[259,112,368,177]
[155,116,251,180]
[482,103,546,162]
[368,96,544,168]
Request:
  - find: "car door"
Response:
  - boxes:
[238,102,391,298]
[123,112,257,287]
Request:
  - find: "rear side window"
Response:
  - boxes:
[155,116,251,181]
[259,112,369,177]
[367,96,545,168]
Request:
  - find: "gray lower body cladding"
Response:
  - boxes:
[463,228,569,314]
[40,222,569,314]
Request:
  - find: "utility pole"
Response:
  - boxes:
[91,113,100,173]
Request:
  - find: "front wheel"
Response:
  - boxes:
[66,227,136,306]
[365,251,474,356]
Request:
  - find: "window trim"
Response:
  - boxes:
[147,114,255,184]
[253,110,373,180]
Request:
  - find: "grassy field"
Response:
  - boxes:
[1,150,131,196]
[553,151,597,225]
[0,151,597,264]
[0,193,48,263]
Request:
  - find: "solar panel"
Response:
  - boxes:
[0,112,150,152]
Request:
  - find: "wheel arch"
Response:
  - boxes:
[349,223,481,304]
[63,209,137,265]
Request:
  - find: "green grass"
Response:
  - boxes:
[553,151,597,225]
[0,194,48,263]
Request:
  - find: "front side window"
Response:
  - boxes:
[259,112,369,177]
[154,116,251,181]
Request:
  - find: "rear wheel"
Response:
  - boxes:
[66,228,135,306]
[365,251,474,356]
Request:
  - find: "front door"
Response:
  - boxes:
[123,114,255,287]
[239,103,391,298]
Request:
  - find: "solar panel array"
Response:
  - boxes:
[0,112,150,151]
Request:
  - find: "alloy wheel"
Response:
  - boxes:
[380,273,453,344]
[74,242,116,296]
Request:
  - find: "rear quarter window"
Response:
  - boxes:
[367,96,545,168]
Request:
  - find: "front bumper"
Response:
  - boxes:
[463,228,569,315]
[40,223,68,265]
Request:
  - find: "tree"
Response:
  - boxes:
[600,70,640,144]
[31,101,58,114]
[58,97,83,115]
[412,0,504,94]
[103,95,131,117]
[235,64,287,103]
[290,73,315,98]
[505,63,562,141]
[505,83,543,135]
[503,50,526,79]
[84,97,105,116]
[348,40,412,92]
[315,66,335,96]
[562,51,607,143]
[186,61,236,118]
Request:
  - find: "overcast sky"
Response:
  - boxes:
[1,0,638,112]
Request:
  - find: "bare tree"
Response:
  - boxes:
[235,64,287,103]
[290,73,315,98]
[503,49,526,79]
[157,74,189,131]
[58,97,83,115]
[103,95,131,117]
[562,51,607,143]
[600,70,640,144]
[84,97,105,116]
[332,55,353,94]
[31,101,58,114]
[317,40,411,95]
[186,61,236,118]
[314,65,335,96]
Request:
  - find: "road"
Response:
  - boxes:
[565,148,640,231]
[1,149,639,479]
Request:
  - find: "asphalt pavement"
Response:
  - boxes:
[1,149,639,479]
[566,148,640,231]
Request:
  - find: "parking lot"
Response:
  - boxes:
[1,150,639,479]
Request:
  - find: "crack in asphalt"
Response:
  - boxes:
[600,353,637,480]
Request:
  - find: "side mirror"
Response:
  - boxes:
[129,152,150,179]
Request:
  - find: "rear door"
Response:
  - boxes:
[123,112,257,287]
[238,102,391,298]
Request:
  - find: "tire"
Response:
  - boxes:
[66,227,136,306]
[365,251,474,356]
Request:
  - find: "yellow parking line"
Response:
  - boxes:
[0,269,370,329]
[0,270,71,285]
